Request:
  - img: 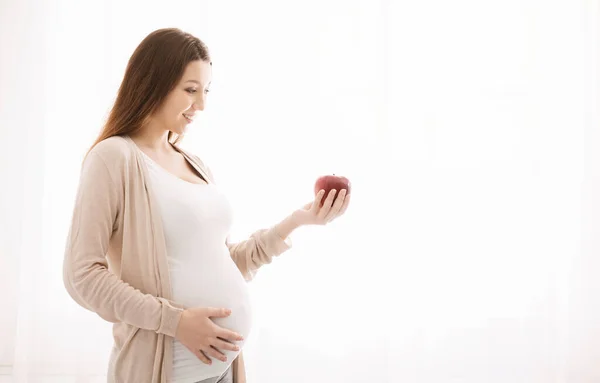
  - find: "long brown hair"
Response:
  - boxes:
[87,28,211,156]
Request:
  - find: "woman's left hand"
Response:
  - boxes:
[292,189,350,226]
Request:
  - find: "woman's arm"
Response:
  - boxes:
[226,189,350,281]
[63,148,182,337]
[226,219,295,281]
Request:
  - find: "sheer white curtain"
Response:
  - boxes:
[0,0,596,382]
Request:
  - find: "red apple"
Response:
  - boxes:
[314,174,351,206]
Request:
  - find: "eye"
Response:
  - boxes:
[186,88,197,94]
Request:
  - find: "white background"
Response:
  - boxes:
[0,0,598,382]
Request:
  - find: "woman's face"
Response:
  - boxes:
[153,60,212,135]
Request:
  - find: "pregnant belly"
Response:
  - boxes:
[169,251,254,341]
[169,252,253,380]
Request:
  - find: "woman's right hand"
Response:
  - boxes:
[175,307,244,365]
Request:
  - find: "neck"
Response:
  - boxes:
[130,123,173,154]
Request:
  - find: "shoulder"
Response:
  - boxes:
[89,136,132,160]
[84,135,136,180]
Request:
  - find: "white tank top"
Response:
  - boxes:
[141,150,252,383]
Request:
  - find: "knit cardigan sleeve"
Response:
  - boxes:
[63,144,182,337]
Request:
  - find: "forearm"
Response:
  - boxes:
[64,260,183,335]
[272,214,302,240]
[227,215,297,280]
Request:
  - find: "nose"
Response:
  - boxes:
[192,92,206,111]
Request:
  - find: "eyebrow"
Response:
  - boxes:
[185,80,211,86]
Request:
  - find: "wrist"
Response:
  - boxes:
[273,214,302,240]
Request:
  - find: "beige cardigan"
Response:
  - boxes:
[63,135,291,383]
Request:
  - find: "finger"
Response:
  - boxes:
[215,337,241,352]
[310,190,326,214]
[208,308,231,318]
[193,349,212,365]
[325,189,346,222]
[216,327,244,343]
[318,189,337,220]
[330,192,351,223]
[337,192,351,216]
[206,345,228,362]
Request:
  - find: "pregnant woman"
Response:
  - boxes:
[62,28,349,383]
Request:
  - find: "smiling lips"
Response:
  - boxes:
[183,113,194,123]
